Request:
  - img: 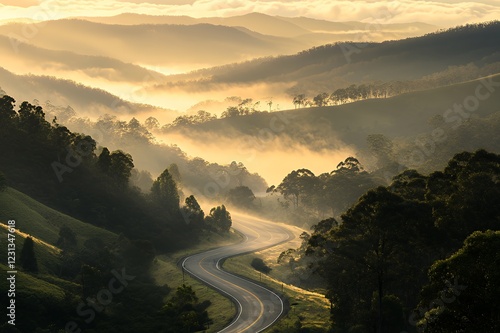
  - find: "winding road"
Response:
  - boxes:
[182,213,295,333]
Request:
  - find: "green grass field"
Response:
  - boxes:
[0,187,119,275]
[0,187,117,248]
[0,262,66,300]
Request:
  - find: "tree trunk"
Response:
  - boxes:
[377,271,383,333]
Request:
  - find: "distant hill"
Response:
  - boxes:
[0,67,179,120]
[167,74,500,177]
[0,19,305,68]
[78,13,310,37]
[158,22,500,95]
[0,35,167,84]
[79,12,437,43]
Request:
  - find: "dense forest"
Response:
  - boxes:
[277,149,500,333]
[1,89,499,332]
[35,100,268,196]
[0,94,234,241]
[0,94,234,332]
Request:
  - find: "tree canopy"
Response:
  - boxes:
[305,150,500,333]
[181,195,205,227]
[228,186,256,209]
[151,168,180,214]
[418,230,500,332]
[20,236,38,273]
[205,205,232,233]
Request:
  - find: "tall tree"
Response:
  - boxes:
[181,195,205,227]
[228,186,256,209]
[151,168,180,213]
[17,101,50,135]
[97,147,112,174]
[275,169,317,209]
[313,92,330,107]
[0,95,16,123]
[205,205,232,232]
[418,230,500,332]
[72,135,96,162]
[20,236,38,273]
[144,116,160,130]
[293,94,306,108]
[389,169,427,201]
[56,225,77,251]
[193,110,217,123]
[324,157,378,216]
[428,149,500,241]
[310,187,435,333]
[331,88,348,104]
[109,150,134,186]
[302,150,500,333]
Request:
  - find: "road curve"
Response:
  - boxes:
[182,213,295,333]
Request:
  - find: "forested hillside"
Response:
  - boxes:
[270,150,500,332]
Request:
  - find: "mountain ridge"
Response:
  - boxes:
[76,12,437,39]
[0,18,305,68]
[0,66,179,121]
[153,22,500,96]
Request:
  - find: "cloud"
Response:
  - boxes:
[0,0,39,8]
[118,0,196,4]
[0,0,498,27]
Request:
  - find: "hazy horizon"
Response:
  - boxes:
[1,1,500,188]
[1,0,499,27]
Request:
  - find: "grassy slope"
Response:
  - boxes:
[0,186,119,321]
[0,186,244,331]
[0,187,118,275]
[0,187,117,249]
[0,262,66,301]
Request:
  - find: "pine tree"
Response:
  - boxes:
[20,236,38,273]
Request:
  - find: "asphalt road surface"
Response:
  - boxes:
[182,213,295,333]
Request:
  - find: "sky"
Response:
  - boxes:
[0,0,499,27]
